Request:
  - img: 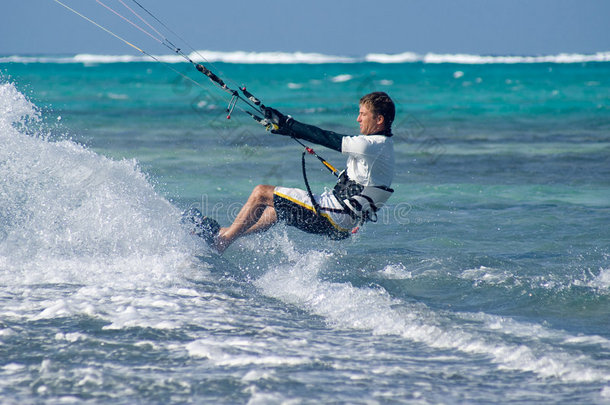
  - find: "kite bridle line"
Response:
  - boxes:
[53,0,342,216]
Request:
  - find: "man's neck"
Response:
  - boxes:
[370,128,392,137]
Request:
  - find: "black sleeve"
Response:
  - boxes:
[288,119,346,152]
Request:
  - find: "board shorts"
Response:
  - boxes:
[273,186,355,240]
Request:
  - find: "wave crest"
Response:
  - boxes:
[0,81,200,286]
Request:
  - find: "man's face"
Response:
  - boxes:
[357,103,384,135]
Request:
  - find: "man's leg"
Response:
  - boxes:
[215,185,276,253]
[240,206,277,236]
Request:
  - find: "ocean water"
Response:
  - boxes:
[1,52,609,404]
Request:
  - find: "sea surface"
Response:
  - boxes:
[1,51,609,404]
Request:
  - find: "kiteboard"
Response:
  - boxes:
[182,207,220,246]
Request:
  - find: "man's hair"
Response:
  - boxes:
[360,92,395,129]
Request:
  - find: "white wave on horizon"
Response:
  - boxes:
[2,50,609,64]
[189,50,353,64]
[0,50,354,65]
[365,51,610,64]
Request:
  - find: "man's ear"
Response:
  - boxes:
[376,114,385,126]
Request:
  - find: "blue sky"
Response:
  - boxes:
[1,0,609,56]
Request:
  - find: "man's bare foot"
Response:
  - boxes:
[213,229,230,254]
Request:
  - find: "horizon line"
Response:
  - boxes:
[1,50,609,65]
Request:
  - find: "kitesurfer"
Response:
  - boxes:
[214,91,396,253]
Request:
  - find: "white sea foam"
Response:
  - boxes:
[246,388,288,405]
[2,51,609,64]
[256,248,610,383]
[331,74,353,83]
[460,311,610,351]
[0,82,219,337]
[460,266,514,286]
[590,268,610,290]
[367,51,610,64]
[0,82,203,289]
[185,338,310,367]
[188,50,353,64]
[106,92,129,100]
[378,263,412,279]
[365,51,420,63]
[55,332,87,342]
[0,51,352,65]
[453,70,464,79]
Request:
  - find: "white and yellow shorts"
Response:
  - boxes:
[273,187,355,240]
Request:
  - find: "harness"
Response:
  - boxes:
[332,171,394,225]
[300,145,393,230]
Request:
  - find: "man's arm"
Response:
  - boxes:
[262,106,347,152]
[289,119,345,152]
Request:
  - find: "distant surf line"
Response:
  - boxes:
[2,50,609,64]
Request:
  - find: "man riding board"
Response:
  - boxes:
[212,91,395,253]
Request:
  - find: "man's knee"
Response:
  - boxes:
[251,184,275,204]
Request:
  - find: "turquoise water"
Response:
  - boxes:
[1,57,609,404]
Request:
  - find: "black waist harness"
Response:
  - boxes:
[299,145,393,227]
[332,171,394,223]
